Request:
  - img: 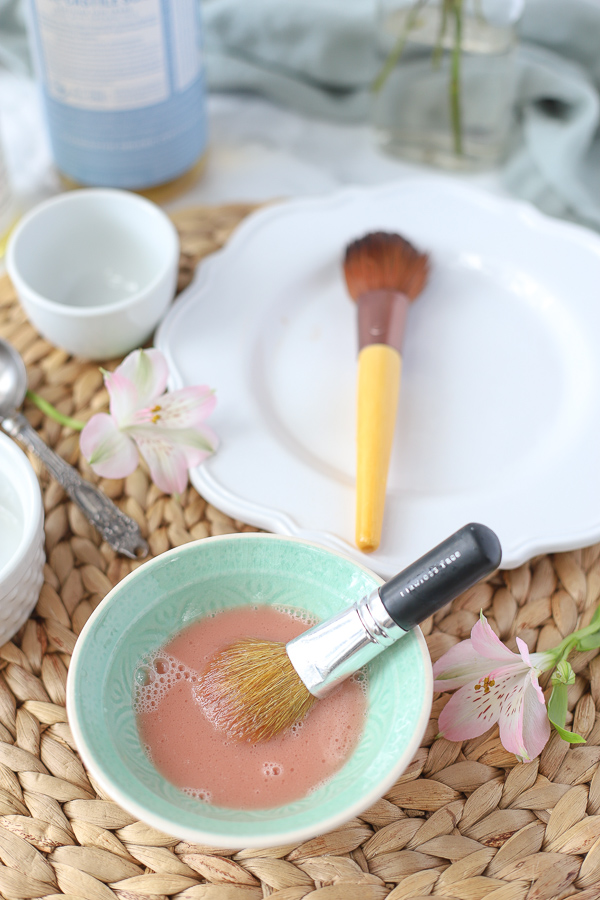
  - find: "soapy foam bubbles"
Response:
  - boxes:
[183,786,213,803]
[133,653,197,713]
[273,605,318,627]
[328,727,354,761]
[288,719,306,738]
[310,776,334,795]
[351,669,369,698]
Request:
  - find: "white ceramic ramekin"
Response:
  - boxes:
[6,188,180,361]
[0,433,45,643]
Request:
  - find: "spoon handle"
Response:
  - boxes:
[2,413,148,559]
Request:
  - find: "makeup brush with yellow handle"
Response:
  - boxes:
[343,232,430,553]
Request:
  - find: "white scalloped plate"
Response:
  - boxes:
[155,177,600,578]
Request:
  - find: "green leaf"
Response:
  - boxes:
[547,683,568,728]
[550,722,587,744]
[575,632,600,652]
[547,683,586,744]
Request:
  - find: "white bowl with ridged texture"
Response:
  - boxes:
[0,433,45,643]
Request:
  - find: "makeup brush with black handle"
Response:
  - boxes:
[198,523,502,742]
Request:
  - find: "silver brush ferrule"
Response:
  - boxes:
[285,588,407,699]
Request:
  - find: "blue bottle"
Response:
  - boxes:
[25,0,208,193]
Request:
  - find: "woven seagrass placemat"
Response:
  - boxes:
[0,201,599,900]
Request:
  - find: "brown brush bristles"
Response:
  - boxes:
[196,638,317,742]
[343,231,430,301]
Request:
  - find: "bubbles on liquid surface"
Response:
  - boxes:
[133,653,196,713]
[310,777,333,795]
[263,761,284,777]
[135,665,155,686]
[288,719,305,738]
[273,605,318,627]
[328,729,354,761]
[183,786,212,803]
[351,669,369,697]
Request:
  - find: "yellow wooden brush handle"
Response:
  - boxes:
[356,343,401,553]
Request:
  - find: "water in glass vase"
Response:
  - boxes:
[372,2,520,171]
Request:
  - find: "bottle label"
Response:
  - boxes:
[33,0,170,111]
[27,0,207,189]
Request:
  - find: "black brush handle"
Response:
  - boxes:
[379,523,501,631]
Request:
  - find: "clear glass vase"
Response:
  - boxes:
[372,0,523,171]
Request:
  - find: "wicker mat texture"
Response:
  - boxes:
[0,201,598,900]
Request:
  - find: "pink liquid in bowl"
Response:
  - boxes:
[134,605,367,810]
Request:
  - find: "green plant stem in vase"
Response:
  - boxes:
[449,0,463,156]
[372,0,522,172]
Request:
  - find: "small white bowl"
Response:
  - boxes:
[0,434,45,643]
[6,189,180,361]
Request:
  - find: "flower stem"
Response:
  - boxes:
[26,390,85,431]
[450,0,463,156]
[371,0,429,93]
[550,615,600,664]
[372,0,465,159]
[432,0,449,68]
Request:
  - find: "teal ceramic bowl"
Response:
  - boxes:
[67,533,432,848]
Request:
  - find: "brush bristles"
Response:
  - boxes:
[343,231,429,302]
[196,638,317,743]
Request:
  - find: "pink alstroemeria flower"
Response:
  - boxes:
[80,348,217,494]
[433,613,555,761]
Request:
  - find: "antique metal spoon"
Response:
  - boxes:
[0,338,148,559]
